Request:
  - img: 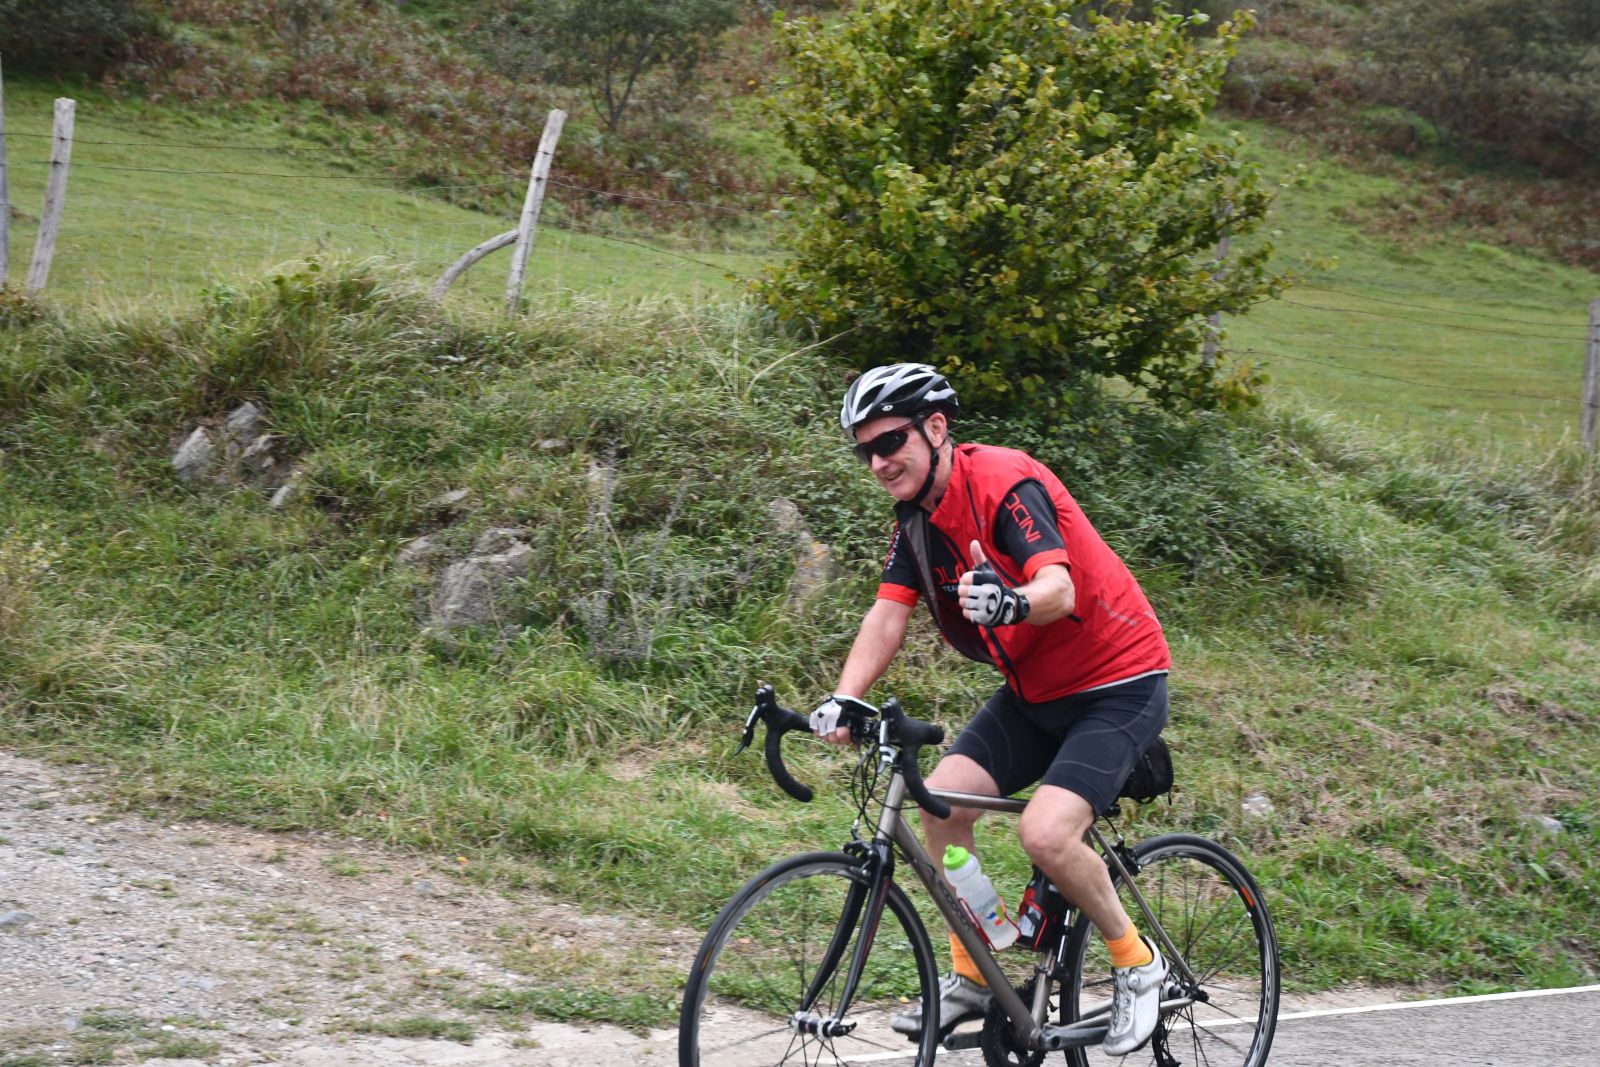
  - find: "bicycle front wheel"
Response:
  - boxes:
[1061,833,1279,1067]
[679,851,941,1067]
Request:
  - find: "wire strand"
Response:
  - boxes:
[1241,347,1572,404]
[1279,298,1582,343]
[1299,284,1584,330]
[548,177,787,216]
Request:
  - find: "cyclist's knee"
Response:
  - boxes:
[1018,787,1094,862]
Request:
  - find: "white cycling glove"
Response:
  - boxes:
[960,565,1031,626]
[810,694,876,737]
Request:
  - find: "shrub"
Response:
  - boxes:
[0,0,163,78]
[759,0,1286,417]
[1357,0,1600,174]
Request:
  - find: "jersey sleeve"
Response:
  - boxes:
[877,522,920,605]
[994,479,1071,580]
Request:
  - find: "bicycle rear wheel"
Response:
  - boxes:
[679,851,941,1067]
[1060,833,1279,1067]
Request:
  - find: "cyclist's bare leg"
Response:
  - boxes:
[1017,784,1133,939]
[919,754,1000,867]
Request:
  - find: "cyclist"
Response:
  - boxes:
[810,363,1172,1057]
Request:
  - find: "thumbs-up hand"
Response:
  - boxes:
[958,541,1031,626]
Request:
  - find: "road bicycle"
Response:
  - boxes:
[679,686,1280,1067]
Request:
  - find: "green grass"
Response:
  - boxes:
[1,80,756,315]
[1,260,1596,1007]
[346,1017,474,1042]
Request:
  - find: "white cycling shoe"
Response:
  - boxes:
[890,973,992,1037]
[1103,937,1167,1057]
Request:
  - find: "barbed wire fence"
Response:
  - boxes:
[2,91,1596,452]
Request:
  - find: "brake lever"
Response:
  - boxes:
[735,700,762,755]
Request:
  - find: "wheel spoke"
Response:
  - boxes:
[683,856,937,1067]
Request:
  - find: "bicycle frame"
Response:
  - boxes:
[833,759,1204,1052]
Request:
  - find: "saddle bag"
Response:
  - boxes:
[1118,736,1174,803]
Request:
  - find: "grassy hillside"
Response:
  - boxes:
[4,69,1593,459]
[1,260,1597,1025]
[2,1,1599,1029]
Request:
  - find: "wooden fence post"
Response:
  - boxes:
[1583,297,1600,453]
[1,55,9,286]
[26,97,75,294]
[1202,203,1232,371]
[430,229,517,301]
[505,108,566,316]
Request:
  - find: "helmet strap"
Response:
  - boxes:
[912,420,944,508]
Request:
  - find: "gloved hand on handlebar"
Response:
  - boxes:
[810,694,876,745]
[959,542,1030,627]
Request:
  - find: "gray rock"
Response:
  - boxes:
[395,535,441,568]
[172,429,217,483]
[472,527,530,556]
[224,402,263,449]
[786,540,838,610]
[767,497,808,541]
[767,498,838,610]
[429,488,471,510]
[238,435,279,482]
[269,474,303,510]
[1526,814,1564,836]
[1240,792,1274,818]
[0,909,37,929]
[538,438,568,452]
[427,534,533,630]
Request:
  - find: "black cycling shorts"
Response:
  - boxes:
[946,672,1169,816]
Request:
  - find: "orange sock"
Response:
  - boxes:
[1104,924,1154,969]
[948,932,987,986]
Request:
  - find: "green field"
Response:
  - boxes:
[2,82,759,313]
[5,83,1593,458]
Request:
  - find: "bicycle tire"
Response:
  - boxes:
[679,851,942,1067]
[1059,833,1280,1067]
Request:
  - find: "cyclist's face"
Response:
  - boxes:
[855,413,943,501]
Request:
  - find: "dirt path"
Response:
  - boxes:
[0,750,690,1066]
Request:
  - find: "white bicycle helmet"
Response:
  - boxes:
[838,363,959,439]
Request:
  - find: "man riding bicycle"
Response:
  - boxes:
[810,363,1172,1058]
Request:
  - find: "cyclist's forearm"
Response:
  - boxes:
[835,600,909,697]
[1014,564,1075,625]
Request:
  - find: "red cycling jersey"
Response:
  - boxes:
[877,443,1170,702]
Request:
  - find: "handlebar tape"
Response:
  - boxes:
[763,704,814,803]
[880,700,951,820]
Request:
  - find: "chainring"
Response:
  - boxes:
[980,978,1046,1067]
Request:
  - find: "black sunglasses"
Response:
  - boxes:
[852,415,928,465]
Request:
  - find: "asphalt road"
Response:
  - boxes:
[1244,987,1600,1067]
[925,986,1600,1067]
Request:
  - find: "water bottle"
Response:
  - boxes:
[943,845,1019,951]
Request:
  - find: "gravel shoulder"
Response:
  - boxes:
[0,750,691,1067]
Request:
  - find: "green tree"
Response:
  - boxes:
[1360,0,1600,169]
[0,0,161,78]
[758,0,1283,415]
[538,0,741,134]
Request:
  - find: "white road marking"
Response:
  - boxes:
[835,984,1600,1060]
[1197,982,1600,1030]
